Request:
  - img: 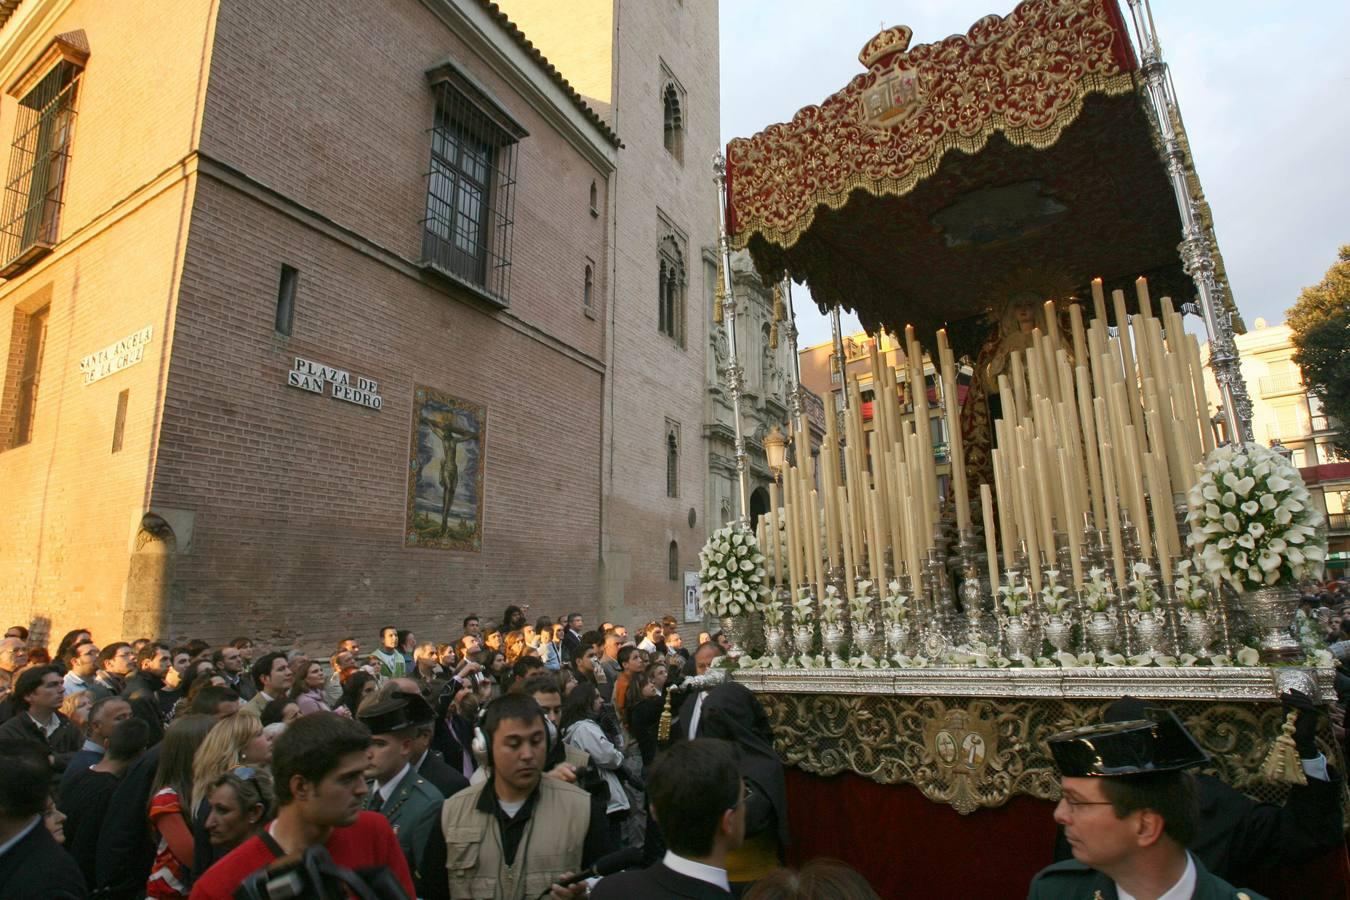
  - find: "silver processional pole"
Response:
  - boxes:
[713,152,752,526]
[1125,0,1254,444]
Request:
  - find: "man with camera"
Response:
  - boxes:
[421,693,607,900]
[189,713,414,899]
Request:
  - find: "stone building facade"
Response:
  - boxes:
[0,0,619,645]
[704,252,820,535]
[497,0,720,629]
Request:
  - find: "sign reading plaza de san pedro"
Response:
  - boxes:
[80,326,153,386]
[286,356,383,411]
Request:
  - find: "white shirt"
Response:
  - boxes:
[1303,753,1330,781]
[638,638,658,653]
[373,762,411,807]
[687,691,707,739]
[663,851,730,891]
[0,815,41,860]
[1116,851,1196,900]
[27,711,60,739]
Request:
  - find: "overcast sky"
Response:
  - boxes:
[719,1,1350,348]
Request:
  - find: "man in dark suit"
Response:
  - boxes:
[0,739,86,899]
[592,739,741,899]
[668,642,725,743]
[561,612,584,665]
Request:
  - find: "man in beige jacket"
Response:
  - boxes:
[421,693,605,899]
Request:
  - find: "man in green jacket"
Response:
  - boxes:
[1029,712,1267,900]
[358,690,445,893]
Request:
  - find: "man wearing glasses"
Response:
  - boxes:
[1030,712,1266,899]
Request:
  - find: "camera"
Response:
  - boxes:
[233,846,409,900]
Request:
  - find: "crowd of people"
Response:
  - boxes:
[0,609,881,899]
[1,593,1347,899]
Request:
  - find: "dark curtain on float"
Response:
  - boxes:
[784,769,1349,900]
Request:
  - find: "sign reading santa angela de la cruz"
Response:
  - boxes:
[80,326,153,385]
[286,356,382,411]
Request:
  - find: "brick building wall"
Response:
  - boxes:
[0,0,214,645]
[499,0,721,632]
[1,0,619,648]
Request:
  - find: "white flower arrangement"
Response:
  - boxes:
[697,525,771,618]
[819,584,843,625]
[879,580,909,623]
[790,586,814,623]
[848,581,874,624]
[1128,561,1159,613]
[1172,559,1213,612]
[1186,442,1327,589]
[1082,566,1114,613]
[762,601,784,627]
[999,571,1032,617]
[1039,569,1072,615]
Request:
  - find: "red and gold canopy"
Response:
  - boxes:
[726,0,1235,352]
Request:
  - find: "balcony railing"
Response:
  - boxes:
[1258,371,1304,396]
[1330,513,1349,533]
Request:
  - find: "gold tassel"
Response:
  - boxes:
[772,283,785,322]
[713,257,726,324]
[1259,711,1308,785]
[769,320,779,349]
[657,690,675,743]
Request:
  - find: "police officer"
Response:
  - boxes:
[358,691,445,893]
[1029,711,1267,900]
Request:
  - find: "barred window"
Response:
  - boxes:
[421,66,523,305]
[1,60,81,276]
[9,304,49,447]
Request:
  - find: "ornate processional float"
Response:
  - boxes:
[699,0,1345,895]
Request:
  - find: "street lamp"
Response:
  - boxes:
[764,424,787,477]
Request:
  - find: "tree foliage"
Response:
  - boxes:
[1288,245,1350,456]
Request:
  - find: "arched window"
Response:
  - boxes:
[662,81,683,161]
[666,427,679,498]
[668,540,679,581]
[583,264,593,309]
[589,180,598,216]
[657,234,685,345]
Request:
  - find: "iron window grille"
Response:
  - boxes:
[421,73,522,305]
[0,60,80,276]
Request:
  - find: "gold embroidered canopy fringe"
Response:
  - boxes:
[723,0,1239,354]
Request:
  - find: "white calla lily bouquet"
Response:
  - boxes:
[819,584,843,625]
[1039,569,1072,615]
[697,525,771,618]
[1186,443,1326,589]
[1128,561,1159,613]
[880,579,909,623]
[1082,566,1114,613]
[849,580,875,624]
[1000,571,1032,617]
[1172,558,1213,612]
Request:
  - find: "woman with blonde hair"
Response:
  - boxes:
[202,769,275,859]
[60,690,93,730]
[188,709,271,880]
